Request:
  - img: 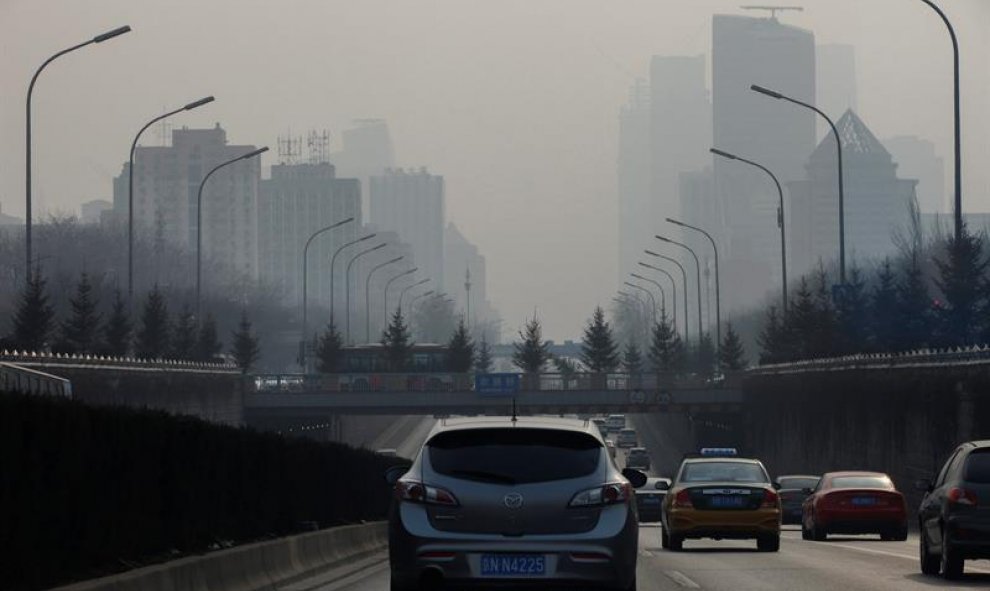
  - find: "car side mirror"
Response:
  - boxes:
[622,468,648,488]
[383,464,411,485]
[801,487,813,495]
[772,482,782,490]
[655,480,670,491]
[914,478,933,493]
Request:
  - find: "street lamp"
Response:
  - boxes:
[329,233,376,324]
[916,0,962,239]
[408,289,436,317]
[655,235,703,345]
[637,262,677,330]
[365,256,404,342]
[128,96,215,301]
[623,281,657,325]
[751,83,846,283]
[617,290,650,326]
[644,249,690,343]
[384,267,418,326]
[398,278,430,313]
[345,243,387,344]
[668,217,721,349]
[710,147,788,314]
[25,25,132,283]
[302,217,354,351]
[195,146,268,317]
[630,273,666,316]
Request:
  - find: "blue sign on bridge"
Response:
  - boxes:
[475,373,520,395]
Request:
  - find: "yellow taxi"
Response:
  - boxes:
[659,449,781,552]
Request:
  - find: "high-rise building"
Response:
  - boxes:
[788,110,918,276]
[816,44,858,137]
[80,199,112,225]
[257,162,361,317]
[617,79,652,286]
[122,124,262,280]
[712,14,816,311]
[444,222,501,343]
[331,120,396,214]
[370,168,445,299]
[885,136,946,214]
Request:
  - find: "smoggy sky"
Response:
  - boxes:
[1,0,988,340]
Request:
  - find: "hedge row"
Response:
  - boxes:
[0,391,398,590]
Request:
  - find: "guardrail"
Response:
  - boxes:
[752,344,990,374]
[0,361,72,397]
[1,349,239,374]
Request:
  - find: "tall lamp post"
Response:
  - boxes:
[196,146,268,318]
[637,262,677,330]
[655,235,703,345]
[710,148,788,314]
[668,218,721,348]
[617,290,650,332]
[345,243,387,344]
[329,233,376,324]
[398,278,430,314]
[645,249,690,343]
[301,217,354,351]
[128,96,215,301]
[408,289,436,318]
[623,281,657,325]
[751,83,845,283]
[365,256,404,342]
[916,0,962,239]
[25,25,131,283]
[630,273,666,317]
[384,268,418,326]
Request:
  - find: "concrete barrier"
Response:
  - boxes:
[50,522,388,591]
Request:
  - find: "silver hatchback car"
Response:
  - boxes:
[385,416,646,590]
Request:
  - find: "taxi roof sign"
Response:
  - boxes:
[700,447,738,457]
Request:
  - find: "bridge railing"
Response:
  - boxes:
[0,362,72,397]
[0,349,238,373]
[751,344,990,374]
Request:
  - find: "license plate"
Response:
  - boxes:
[710,495,746,508]
[640,496,661,504]
[480,554,546,577]
[851,497,876,506]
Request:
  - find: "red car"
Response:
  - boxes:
[801,471,908,541]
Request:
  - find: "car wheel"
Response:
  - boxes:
[669,532,684,552]
[801,522,811,541]
[660,527,670,549]
[920,528,940,576]
[757,534,781,552]
[941,528,964,580]
[614,574,637,591]
[894,524,909,542]
[812,520,827,542]
[390,574,415,591]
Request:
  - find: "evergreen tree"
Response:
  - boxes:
[59,272,101,355]
[622,341,643,374]
[170,305,197,360]
[758,305,786,364]
[719,322,746,371]
[787,278,817,359]
[935,225,988,346]
[898,250,935,350]
[869,259,899,352]
[811,267,838,357]
[553,355,578,377]
[648,311,683,373]
[694,332,716,378]
[231,310,261,373]
[194,312,222,362]
[102,288,132,357]
[381,308,413,372]
[12,266,55,351]
[512,315,551,373]
[474,338,493,373]
[580,306,620,372]
[136,285,171,359]
[314,321,343,373]
[836,264,869,354]
[446,319,475,372]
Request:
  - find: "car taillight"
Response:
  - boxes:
[395,480,459,506]
[762,489,779,509]
[569,482,632,507]
[673,489,693,509]
[948,487,978,507]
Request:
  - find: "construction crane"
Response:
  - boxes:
[741,5,803,20]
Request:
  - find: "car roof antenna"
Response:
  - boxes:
[511,398,518,424]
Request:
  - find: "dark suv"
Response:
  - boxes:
[918,440,990,579]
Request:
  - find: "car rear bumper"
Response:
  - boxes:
[665,507,780,539]
[818,508,906,533]
[946,515,990,558]
[389,503,638,589]
[781,505,803,524]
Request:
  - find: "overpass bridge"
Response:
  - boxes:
[243,372,743,426]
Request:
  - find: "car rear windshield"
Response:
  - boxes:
[680,461,769,483]
[428,428,601,485]
[778,477,819,490]
[964,451,990,483]
[831,476,893,489]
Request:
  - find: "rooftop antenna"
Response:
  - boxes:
[741,5,803,20]
[277,131,302,165]
[511,398,518,424]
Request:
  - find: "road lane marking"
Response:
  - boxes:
[664,570,701,588]
[821,542,990,574]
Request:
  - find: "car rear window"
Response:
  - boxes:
[964,451,990,483]
[680,461,769,483]
[428,428,601,485]
[831,476,893,489]
[778,477,819,490]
